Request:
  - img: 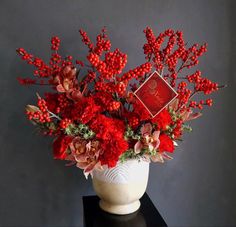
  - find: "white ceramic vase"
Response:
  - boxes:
[92,159,150,215]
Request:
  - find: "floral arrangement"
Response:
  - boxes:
[16,27,223,178]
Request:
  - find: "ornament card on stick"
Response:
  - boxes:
[134,71,178,118]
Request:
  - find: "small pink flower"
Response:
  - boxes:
[151,152,173,163]
[169,99,202,122]
[134,123,173,163]
[53,66,86,102]
[180,109,202,122]
[67,137,102,178]
[134,123,160,154]
[55,66,77,93]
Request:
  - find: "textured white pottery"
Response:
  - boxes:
[92,159,150,215]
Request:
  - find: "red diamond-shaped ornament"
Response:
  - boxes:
[134,71,178,118]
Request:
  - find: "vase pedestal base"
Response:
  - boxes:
[83,193,167,226]
[99,199,141,215]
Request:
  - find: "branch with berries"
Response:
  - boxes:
[16,27,225,177]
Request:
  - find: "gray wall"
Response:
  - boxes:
[0,0,235,226]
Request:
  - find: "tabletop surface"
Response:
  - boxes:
[83,193,167,227]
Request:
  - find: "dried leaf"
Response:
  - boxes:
[25,105,39,112]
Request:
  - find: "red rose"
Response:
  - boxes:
[159,134,174,153]
[53,135,73,160]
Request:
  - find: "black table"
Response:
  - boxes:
[83,193,167,227]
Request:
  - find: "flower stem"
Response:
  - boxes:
[48,110,61,120]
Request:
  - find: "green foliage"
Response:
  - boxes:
[65,123,95,139]
[182,124,192,132]
[124,126,141,140]
[119,145,158,163]
[119,149,141,163]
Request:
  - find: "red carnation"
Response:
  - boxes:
[53,135,73,160]
[152,109,172,130]
[71,97,101,124]
[100,136,128,167]
[159,134,174,153]
[132,99,151,122]
[89,114,128,167]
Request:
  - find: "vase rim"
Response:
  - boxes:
[118,158,150,164]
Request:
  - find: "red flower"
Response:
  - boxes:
[100,136,128,167]
[89,114,128,167]
[53,135,73,160]
[152,109,172,130]
[159,134,174,153]
[132,99,151,122]
[17,27,222,172]
[71,97,101,124]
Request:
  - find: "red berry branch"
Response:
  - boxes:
[16,27,224,174]
[142,27,224,113]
